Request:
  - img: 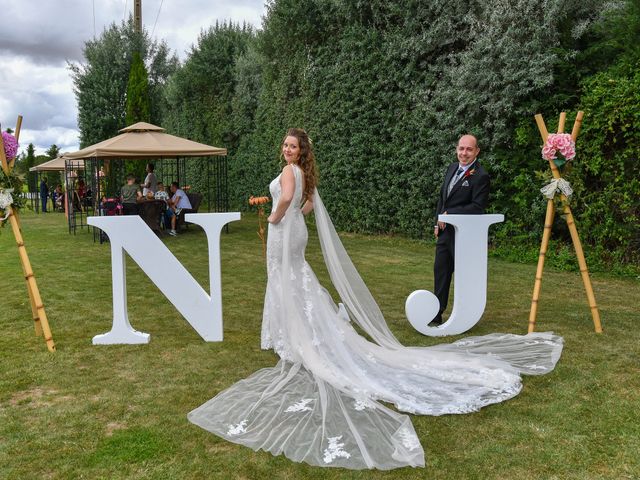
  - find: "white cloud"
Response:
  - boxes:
[0,0,265,156]
[20,127,80,156]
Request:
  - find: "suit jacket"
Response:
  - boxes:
[434,160,490,237]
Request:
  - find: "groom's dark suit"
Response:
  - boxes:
[433,160,490,323]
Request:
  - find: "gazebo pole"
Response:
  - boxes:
[0,116,55,350]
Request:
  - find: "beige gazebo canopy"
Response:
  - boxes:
[29,155,83,172]
[64,122,227,159]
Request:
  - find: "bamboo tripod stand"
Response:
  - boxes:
[0,115,56,351]
[528,111,603,334]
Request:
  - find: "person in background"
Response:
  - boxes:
[121,174,142,215]
[165,181,192,236]
[76,178,86,199]
[39,177,49,212]
[53,184,64,211]
[84,185,93,208]
[154,181,169,202]
[141,163,158,196]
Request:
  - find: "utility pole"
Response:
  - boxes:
[134,0,142,32]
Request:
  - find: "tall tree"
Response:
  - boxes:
[23,143,36,172]
[162,22,254,193]
[15,143,37,187]
[126,51,151,125]
[45,144,60,160]
[69,17,178,148]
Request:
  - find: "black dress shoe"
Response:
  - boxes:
[429,315,443,327]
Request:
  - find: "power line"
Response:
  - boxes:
[151,0,165,38]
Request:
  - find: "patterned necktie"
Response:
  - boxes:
[448,167,464,195]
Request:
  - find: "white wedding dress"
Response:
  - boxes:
[188,165,563,469]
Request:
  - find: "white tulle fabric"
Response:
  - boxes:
[188,165,563,470]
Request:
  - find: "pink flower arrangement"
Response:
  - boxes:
[2,132,19,161]
[541,133,576,167]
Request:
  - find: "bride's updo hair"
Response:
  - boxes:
[281,128,318,202]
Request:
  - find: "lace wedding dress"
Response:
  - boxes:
[188,165,563,469]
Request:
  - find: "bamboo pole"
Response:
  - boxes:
[1,120,36,333]
[557,112,566,134]
[561,201,602,333]
[0,137,8,176]
[7,208,56,351]
[535,114,549,142]
[1,116,55,349]
[528,199,555,333]
[8,115,22,169]
[530,111,602,333]
[258,207,267,259]
[16,240,43,336]
[571,111,584,141]
[7,117,40,333]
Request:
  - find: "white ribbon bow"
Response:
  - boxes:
[540,178,573,200]
[0,188,14,220]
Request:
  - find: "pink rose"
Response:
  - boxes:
[563,146,576,160]
[542,145,556,161]
[553,134,566,146]
[542,133,575,163]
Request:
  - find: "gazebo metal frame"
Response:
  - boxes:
[63,122,229,239]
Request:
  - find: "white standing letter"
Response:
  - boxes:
[87,213,240,345]
[405,214,504,336]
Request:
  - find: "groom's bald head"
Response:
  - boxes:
[456,135,480,166]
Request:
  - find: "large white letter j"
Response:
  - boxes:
[405,214,503,337]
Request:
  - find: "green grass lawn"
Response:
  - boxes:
[1,211,638,479]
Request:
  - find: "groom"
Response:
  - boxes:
[432,134,490,325]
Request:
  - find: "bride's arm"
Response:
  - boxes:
[302,199,314,215]
[267,165,295,224]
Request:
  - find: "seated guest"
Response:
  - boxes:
[53,184,64,211]
[120,174,142,215]
[84,186,93,207]
[76,178,86,199]
[154,182,170,202]
[165,181,192,236]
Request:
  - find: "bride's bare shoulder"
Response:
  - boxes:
[279,164,295,184]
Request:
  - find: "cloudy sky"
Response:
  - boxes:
[0,0,265,156]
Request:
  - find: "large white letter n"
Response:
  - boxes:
[88,213,240,345]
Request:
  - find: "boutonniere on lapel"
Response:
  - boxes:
[461,168,475,187]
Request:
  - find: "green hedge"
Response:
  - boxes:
[157,0,639,270]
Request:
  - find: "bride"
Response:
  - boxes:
[188,128,563,470]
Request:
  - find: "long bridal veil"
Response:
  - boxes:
[312,191,563,376]
[188,183,563,470]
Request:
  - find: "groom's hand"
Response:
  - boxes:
[436,211,447,232]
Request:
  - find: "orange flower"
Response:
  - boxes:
[249,196,270,206]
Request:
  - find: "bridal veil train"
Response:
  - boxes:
[188,164,563,470]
